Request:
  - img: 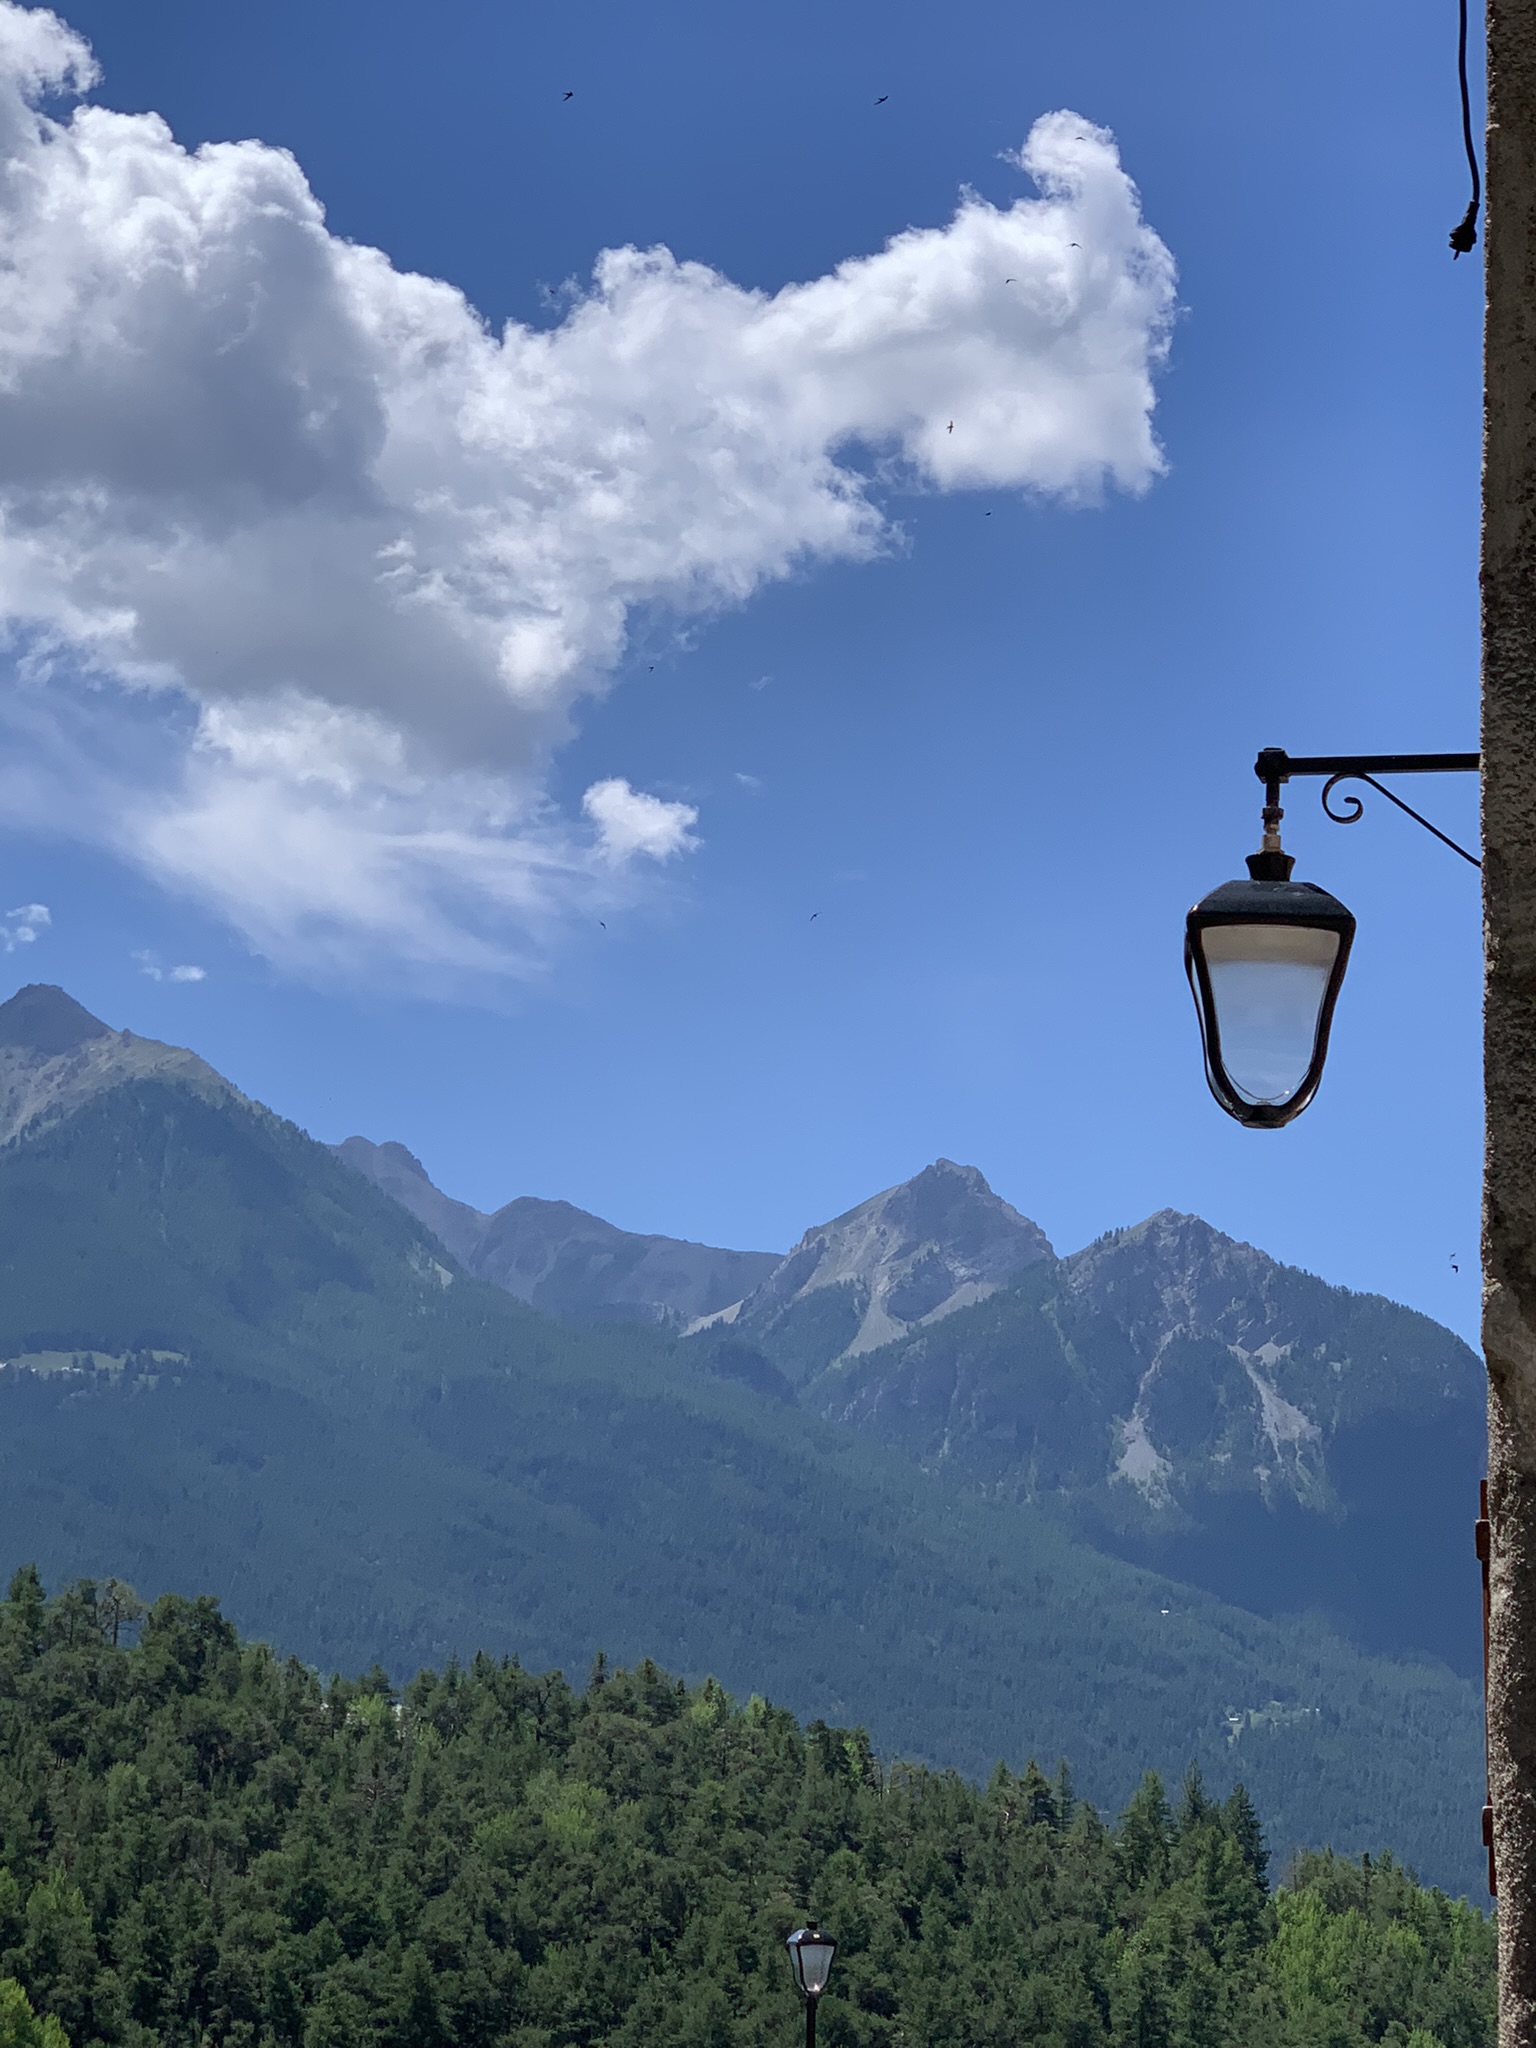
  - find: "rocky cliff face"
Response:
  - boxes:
[334,1135,779,1325]
[1054,1210,1478,1514]
[788,1207,1486,1669]
[696,1159,1055,1368]
[806,1207,1481,1512]
[0,984,235,1147]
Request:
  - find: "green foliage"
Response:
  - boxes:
[0,1574,1495,2048]
[0,1980,68,2048]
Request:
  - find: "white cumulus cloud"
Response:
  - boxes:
[0,2,1176,983]
[0,902,48,950]
[582,779,699,865]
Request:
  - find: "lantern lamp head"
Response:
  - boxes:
[1186,776,1355,1129]
[786,1924,837,2000]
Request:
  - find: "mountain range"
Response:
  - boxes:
[334,1135,777,1324]
[0,983,1490,1893]
[343,1113,1485,1674]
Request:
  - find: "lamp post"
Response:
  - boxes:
[785,1923,836,2048]
[1187,748,1479,1129]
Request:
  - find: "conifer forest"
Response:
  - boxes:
[0,1571,1495,2048]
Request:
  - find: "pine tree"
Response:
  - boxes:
[1223,1784,1269,1891]
[0,1979,69,2048]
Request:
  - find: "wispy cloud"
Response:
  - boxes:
[0,903,49,951]
[133,952,206,984]
[0,3,1176,985]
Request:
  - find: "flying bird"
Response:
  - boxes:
[1452,1254,1461,1273]
[947,420,954,434]
[563,89,574,100]
[809,912,819,921]
[875,94,888,103]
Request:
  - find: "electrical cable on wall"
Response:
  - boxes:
[1450,0,1481,255]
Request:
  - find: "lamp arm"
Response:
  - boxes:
[1254,749,1481,870]
[1320,771,1481,868]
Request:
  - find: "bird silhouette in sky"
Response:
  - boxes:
[598,921,606,929]
[809,913,819,921]
[1451,1254,1461,1274]
[875,94,888,104]
[1005,277,1016,283]
[563,89,574,100]
[947,420,954,434]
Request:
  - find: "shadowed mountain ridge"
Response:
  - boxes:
[335,1132,779,1325]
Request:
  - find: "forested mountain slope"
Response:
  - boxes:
[0,1574,1497,2048]
[0,986,1490,1891]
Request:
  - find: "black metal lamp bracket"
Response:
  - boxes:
[1254,749,1482,869]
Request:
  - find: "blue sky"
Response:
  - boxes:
[0,0,1485,1341]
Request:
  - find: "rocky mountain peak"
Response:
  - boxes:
[707,1160,1055,1364]
[0,981,234,1148]
[333,1137,488,1267]
[336,1136,435,1190]
[371,1140,431,1183]
[1059,1210,1297,1354]
[0,984,112,1056]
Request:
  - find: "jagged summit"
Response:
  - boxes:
[362,1139,432,1183]
[0,983,111,1056]
[334,1146,1049,1349]
[334,1136,488,1268]
[334,1135,780,1323]
[0,982,234,1148]
[1059,1209,1318,1347]
[698,1159,1055,1363]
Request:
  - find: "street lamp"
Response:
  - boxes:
[1188,741,1489,1888]
[785,1923,836,2048]
[1186,765,1354,1129]
[1187,747,1478,1131]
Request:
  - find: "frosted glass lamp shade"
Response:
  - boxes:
[1186,874,1355,1129]
[786,1925,837,1998]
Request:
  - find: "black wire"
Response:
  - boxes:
[1450,0,1481,256]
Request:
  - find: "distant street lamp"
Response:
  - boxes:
[1187,748,1479,1128]
[785,1923,837,2048]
